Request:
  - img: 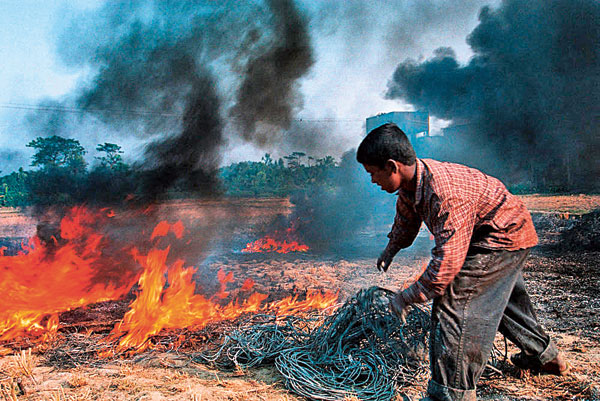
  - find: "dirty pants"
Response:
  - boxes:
[427,248,558,401]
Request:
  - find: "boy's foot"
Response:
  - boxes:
[511,352,571,376]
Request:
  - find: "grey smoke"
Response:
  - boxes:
[290,150,396,255]
[230,0,314,146]
[0,149,27,174]
[386,0,600,189]
[25,0,316,198]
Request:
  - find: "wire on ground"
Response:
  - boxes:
[194,286,430,401]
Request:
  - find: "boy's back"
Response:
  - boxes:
[400,158,538,250]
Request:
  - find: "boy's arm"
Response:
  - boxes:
[399,194,477,304]
[380,195,422,270]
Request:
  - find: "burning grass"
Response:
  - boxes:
[0,206,337,355]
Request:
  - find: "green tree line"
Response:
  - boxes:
[219,152,337,197]
[0,136,134,206]
[0,136,339,207]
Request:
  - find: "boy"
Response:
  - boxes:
[356,123,569,401]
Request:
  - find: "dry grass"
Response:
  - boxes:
[0,378,19,401]
[0,197,598,400]
[12,349,37,385]
[66,372,88,388]
[46,386,92,401]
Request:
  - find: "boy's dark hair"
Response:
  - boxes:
[356,123,416,168]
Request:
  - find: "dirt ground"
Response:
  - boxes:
[1,195,599,401]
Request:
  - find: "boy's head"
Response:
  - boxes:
[356,123,416,168]
[357,123,417,193]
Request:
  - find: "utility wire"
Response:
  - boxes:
[0,102,364,122]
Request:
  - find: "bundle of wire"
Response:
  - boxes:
[195,286,430,401]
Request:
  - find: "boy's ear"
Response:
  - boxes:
[386,159,398,173]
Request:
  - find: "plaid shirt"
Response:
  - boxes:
[389,159,538,305]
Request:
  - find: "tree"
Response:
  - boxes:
[26,136,87,172]
[261,153,274,166]
[317,156,337,168]
[96,143,127,170]
[291,151,307,166]
[284,153,301,169]
[0,168,30,207]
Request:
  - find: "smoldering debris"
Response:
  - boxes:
[558,210,600,251]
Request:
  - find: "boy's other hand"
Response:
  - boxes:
[377,249,394,272]
[390,293,408,324]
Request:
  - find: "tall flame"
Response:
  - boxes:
[0,207,139,342]
[103,222,336,354]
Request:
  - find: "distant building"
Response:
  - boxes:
[365,111,430,141]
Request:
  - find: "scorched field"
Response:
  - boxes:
[0,195,599,401]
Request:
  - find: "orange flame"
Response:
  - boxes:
[1,207,336,355]
[241,278,255,291]
[0,206,140,342]
[242,236,309,253]
[242,221,309,254]
[102,236,337,355]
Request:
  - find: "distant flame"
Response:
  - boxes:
[242,225,309,253]
[242,236,309,253]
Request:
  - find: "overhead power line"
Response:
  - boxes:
[0,102,180,117]
[0,102,364,123]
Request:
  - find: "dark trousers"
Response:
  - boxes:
[427,248,558,401]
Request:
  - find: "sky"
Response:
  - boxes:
[0,0,500,173]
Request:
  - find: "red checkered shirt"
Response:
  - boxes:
[389,159,538,305]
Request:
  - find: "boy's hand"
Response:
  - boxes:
[389,293,408,324]
[377,249,394,272]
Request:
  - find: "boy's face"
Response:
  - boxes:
[363,161,402,193]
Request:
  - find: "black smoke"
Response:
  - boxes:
[230,0,314,146]
[141,76,223,198]
[19,1,315,201]
[387,0,600,190]
[65,8,227,199]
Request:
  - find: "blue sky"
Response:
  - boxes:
[0,0,497,173]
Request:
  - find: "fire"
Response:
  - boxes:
[0,206,140,342]
[242,226,309,253]
[1,206,337,356]
[102,230,336,355]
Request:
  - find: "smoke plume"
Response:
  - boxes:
[386,0,600,189]
[18,1,315,200]
[230,0,315,146]
[290,150,396,255]
[63,6,230,198]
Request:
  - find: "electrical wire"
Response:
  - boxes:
[194,286,431,401]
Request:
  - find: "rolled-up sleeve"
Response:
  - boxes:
[386,194,422,255]
[400,193,477,304]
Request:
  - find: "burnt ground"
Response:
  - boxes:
[0,197,599,400]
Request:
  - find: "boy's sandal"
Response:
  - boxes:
[511,352,572,376]
[541,360,572,376]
